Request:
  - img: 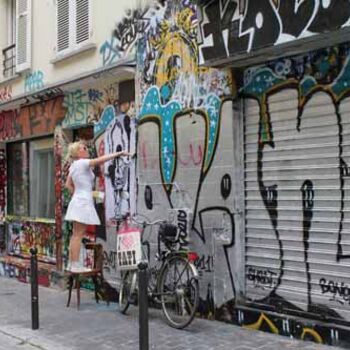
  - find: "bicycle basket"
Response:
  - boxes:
[158,223,178,244]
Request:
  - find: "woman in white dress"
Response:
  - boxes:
[65,141,129,272]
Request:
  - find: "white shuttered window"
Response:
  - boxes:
[56,0,91,54]
[15,0,32,72]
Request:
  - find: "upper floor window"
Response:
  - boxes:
[3,0,16,78]
[56,0,91,55]
[2,0,32,79]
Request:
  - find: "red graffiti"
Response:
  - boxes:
[0,110,18,140]
[0,150,6,213]
[177,143,203,166]
[140,141,158,169]
[0,85,12,103]
[97,140,105,190]
[140,141,203,169]
[54,131,63,240]
[0,97,66,142]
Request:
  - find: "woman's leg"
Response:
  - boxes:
[69,221,87,262]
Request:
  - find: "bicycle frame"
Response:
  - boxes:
[138,223,199,301]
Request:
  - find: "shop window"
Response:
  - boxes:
[7,137,54,219]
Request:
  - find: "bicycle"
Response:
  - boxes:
[118,216,200,329]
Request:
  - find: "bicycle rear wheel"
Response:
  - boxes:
[158,255,199,329]
[118,270,137,314]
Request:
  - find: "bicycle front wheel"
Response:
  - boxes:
[159,256,199,329]
[118,270,137,314]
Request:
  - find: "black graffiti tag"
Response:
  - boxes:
[177,209,189,250]
[200,0,249,61]
[278,0,316,37]
[319,277,350,305]
[198,0,350,61]
[247,267,277,289]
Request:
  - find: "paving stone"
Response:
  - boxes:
[0,277,345,350]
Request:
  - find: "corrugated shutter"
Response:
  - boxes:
[244,88,350,320]
[15,0,31,72]
[57,0,70,52]
[76,0,90,44]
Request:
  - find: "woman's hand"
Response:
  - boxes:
[116,151,133,157]
[89,151,135,166]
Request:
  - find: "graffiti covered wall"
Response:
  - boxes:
[240,42,350,342]
[0,97,66,141]
[137,0,238,318]
[197,0,350,65]
[6,220,56,263]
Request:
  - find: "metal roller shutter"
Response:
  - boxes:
[244,86,350,321]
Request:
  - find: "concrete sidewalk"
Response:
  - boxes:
[0,277,345,350]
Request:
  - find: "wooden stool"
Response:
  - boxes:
[66,242,109,310]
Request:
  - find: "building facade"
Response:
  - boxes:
[1,0,350,347]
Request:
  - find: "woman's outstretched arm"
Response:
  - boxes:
[89,151,131,167]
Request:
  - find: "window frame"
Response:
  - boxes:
[55,0,92,57]
[29,139,55,219]
[6,136,55,220]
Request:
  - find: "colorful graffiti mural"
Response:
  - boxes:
[0,97,66,141]
[62,83,122,129]
[137,0,237,317]
[233,307,350,347]
[7,220,56,263]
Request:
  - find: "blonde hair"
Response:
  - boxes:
[67,141,85,160]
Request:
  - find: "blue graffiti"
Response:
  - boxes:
[100,37,121,66]
[331,56,350,97]
[94,105,116,137]
[139,86,181,184]
[139,86,223,184]
[242,68,284,97]
[203,94,221,171]
[63,90,91,128]
[88,89,104,102]
[24,70,44,93]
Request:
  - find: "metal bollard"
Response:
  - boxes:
[30,247,39,330]
[138,261,149,350]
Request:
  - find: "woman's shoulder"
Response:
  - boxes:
[74,158,90,169]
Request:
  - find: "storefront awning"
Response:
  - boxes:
[0,56,136,111]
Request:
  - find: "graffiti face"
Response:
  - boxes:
[104,113,136,223]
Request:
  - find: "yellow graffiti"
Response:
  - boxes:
[243,313,279,334]
[154,32,197,87]
[301,328,323,344]
[176,7,194,36]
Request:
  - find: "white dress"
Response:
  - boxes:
[65,159,101,225]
